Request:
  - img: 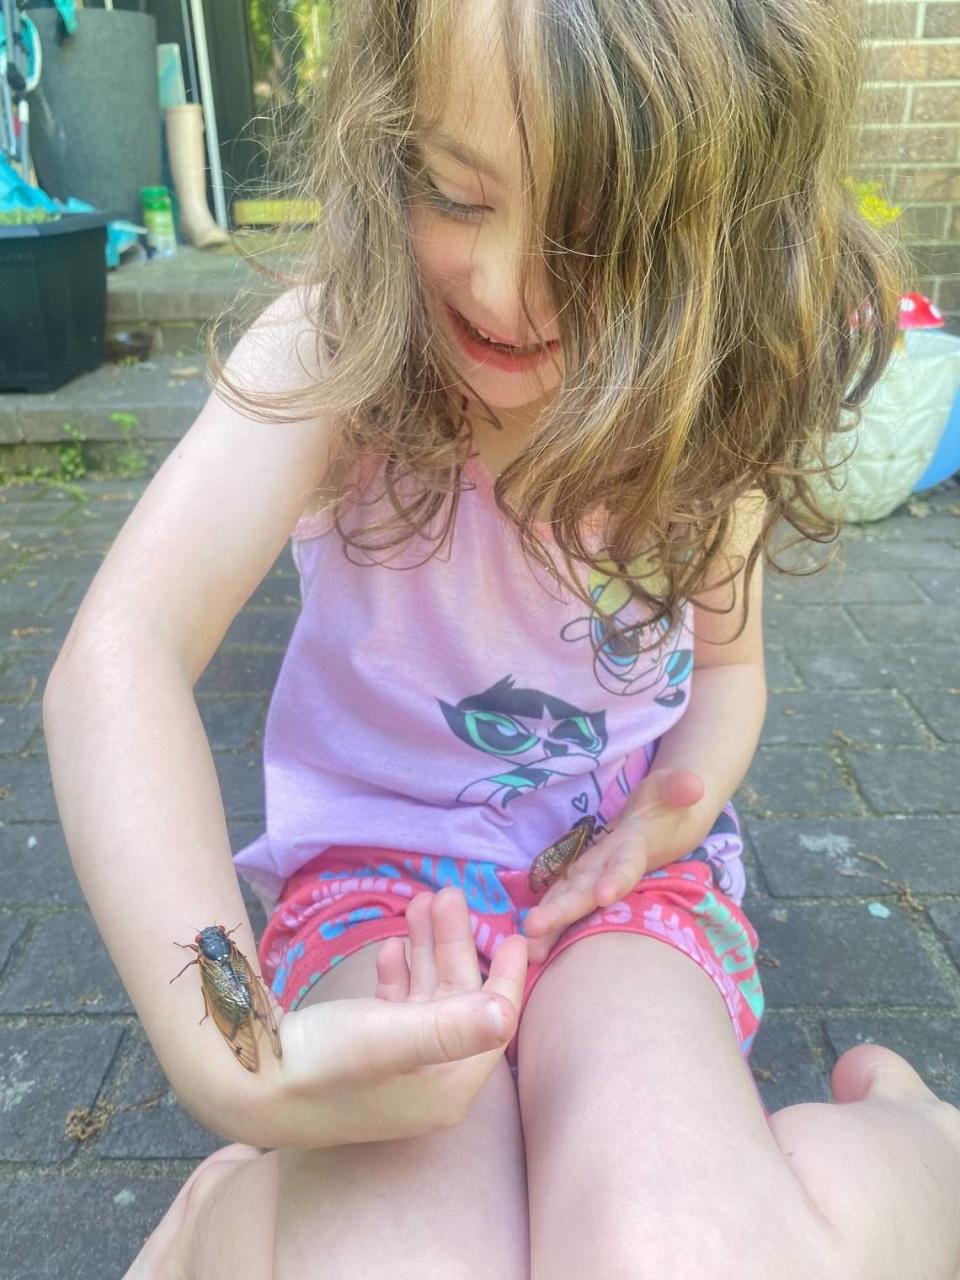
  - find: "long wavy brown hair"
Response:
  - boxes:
[210,0,911,658]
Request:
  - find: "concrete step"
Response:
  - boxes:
[106,236,298,355]
[0,355,209,475]
[1,233,302,473]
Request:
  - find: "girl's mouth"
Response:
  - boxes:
[445,305,560,371]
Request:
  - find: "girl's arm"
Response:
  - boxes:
[630,487,768,870]
[524,492,768,958]
[40,291,337,1142]
[631,662,766,874]
[43,642,527,1148]
[41,291,526,1148]
[43,638,288,1144]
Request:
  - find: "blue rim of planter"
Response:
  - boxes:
[913,380,960,492]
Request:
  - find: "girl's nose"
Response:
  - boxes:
[470,236,555,344]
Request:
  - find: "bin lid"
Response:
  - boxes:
[0,211,120,239]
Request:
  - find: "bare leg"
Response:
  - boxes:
[519,933,960,1280]
[131,890,529,1280]
[123,1143,273,1280]
[770,1042,960,1280]
[130,934,529,1280]
[273,938,529,1279]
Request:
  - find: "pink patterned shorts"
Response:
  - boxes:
[258,809,765,1077]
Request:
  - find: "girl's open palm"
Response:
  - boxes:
[523,769,705,963]
[270,887,527,1148]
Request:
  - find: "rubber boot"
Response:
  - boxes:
[164,104,230,249]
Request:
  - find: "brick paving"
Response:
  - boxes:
[1,472,959,1277]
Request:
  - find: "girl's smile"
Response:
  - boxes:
[445,303,561,373]
[407,2,563,426]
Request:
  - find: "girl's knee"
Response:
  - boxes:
[183,1149,279,1280]
[768,1090,960,1280]
[559,1196,840,1280]
[568,1199,836,1280]
[272,1086,528,1279]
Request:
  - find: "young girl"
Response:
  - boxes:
[42,0,960,1276]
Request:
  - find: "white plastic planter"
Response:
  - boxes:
[810,329,960,523]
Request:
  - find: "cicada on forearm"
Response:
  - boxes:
[528,814,611,895]
[170,924,282,1073]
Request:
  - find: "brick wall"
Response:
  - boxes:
[855,0,960,335]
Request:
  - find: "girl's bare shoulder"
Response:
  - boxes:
[226,285,348,522]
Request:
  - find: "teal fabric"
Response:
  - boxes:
[0,155,144,268]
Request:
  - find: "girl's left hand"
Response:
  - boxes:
[522,769,706,964]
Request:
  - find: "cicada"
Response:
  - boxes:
[528,814,611,895]
[170,924,282,1073]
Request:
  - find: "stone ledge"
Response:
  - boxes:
[106,242,290,325]
[0,357,209,445]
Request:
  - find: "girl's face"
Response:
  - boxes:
[409,0,562,425]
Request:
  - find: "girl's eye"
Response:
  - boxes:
[421,176,485,222]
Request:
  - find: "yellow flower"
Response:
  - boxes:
[845,178,902,229]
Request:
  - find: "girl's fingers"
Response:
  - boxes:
[625,768,702,813]
[523,874,594,963]
[300,989,514,1081]
[660,768,705,809]
[430,887,483,995]
[479,932,528,1037]
[405,891,438,1000]
[525,861,600,937]
[526,933,558,965]
[594,853,638,905]
[374,936,410,1002]
[528,824,646,930]
[524,837,644,961]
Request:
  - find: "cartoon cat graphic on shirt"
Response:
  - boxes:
[428,549,751,893]
[438,550,693,812]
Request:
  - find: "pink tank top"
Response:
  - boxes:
[233,452,695,911]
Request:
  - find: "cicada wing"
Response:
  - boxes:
[527,818,593,894]
[229,943,283,1063]
[566,816,596,868]
[198,954,260,1073]
[527,857,554,896]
